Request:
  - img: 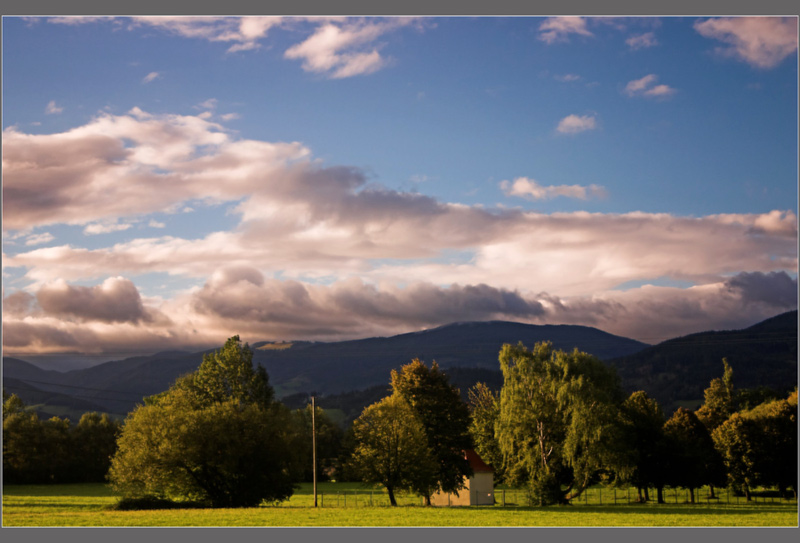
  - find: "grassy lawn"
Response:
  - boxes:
[3,482,797,527]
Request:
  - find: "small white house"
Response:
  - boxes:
[431,449,495,506]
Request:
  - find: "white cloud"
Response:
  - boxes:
[45,100,63,114]
[220,113,241,121]
[556,114,597,134]
[624,74,676,98]
[500,177,607,201]
[284,18,419,79]
[142,71,161,84]
[25,232,55,246]
[83,222,134,235]
[538,17,593,44]
[626,32,658,50]
[694,17,798,69]
[148,219,166,228]
[554,74,581,82]
[131,16,284,53]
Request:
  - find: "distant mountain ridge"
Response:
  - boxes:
[3,320,648,416]
[4,312,796,420]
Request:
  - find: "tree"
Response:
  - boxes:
[286,404,344,482]
[619,391,667,503]
[390,359,473,504]
[696,358,735,434]
[467,382,504,482]
[108,336,296,508]
[349,395,436,506]
[695,359,735,498]
[663,408,725,503]
[495,342,626,505]
[72,412,122,482]
[3,390,26,420]
[714,392,797,499]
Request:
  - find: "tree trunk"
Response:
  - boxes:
[744,486,751,502]
[644,487,650,502]
[637,487,644,502]
[688,487,695,504]
[387,486,397,506]
[709,484,716,499]
[425,495,431,506]
[656,486,665,504]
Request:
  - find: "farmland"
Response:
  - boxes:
[3,482,796,527]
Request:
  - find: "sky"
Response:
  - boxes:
[2,16,798,363]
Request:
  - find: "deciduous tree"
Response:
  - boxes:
[390,359,473,504]
[467,382,504,482]
[349,395,436,506]
[495,342,626,505]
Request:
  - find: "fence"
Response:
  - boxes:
[285,485,797,508]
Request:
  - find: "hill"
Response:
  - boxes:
[3,321,647,416]
[607,310,798,412]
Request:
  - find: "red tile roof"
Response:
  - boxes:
[465,449,494,473]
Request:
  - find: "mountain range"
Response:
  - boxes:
[3,311,796,422]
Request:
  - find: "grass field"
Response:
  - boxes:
[3,482,797,527]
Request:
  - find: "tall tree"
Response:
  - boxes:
[467,382,504,482]
[695,359,738,499]
[663,408,725,503]
[495,342,626,505]
[390,359,473,504]
[108,336,296,508]
[349,395,436,506]
[620,391,667,503]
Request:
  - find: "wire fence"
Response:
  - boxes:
[280,484,798,508]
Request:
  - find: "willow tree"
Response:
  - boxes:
[496,342,627,505]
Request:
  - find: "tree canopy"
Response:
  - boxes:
[390,359,473,503]
[108,336,296,508]
[349,394,436,506]
[495,342,626,505]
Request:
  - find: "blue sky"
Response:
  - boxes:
[2,16,798,359]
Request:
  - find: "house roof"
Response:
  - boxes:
[465,449,494,473]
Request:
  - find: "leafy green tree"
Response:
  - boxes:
[663,408,725,503]
[712,412,761,500]
[286,404,344,482]
[109,336,296,507]
[72,412,122,482]
[467,382,504,482]
[620,391,667,503]
[495,342,626,505]
[349,394,437,506]
[714,392,797,499]
[3,390,26,420]
[696,358,735,433]
[390,359,473,505]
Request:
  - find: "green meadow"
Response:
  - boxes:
[3,482,797,527]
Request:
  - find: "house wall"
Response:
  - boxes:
[431,472,495,506]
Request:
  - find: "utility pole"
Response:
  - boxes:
[312,395,317,507]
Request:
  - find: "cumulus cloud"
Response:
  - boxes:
[538,17,593,44]
[284,18,418,79]
[3,270,795,353]
[45,100,63,114]
[624,74,676,98]
[556,114,597,134]
[626,32,658,50]
[141,71,161,84]
[130,16,283,53]
[35,277,152,323]
[500,177,607,201]
[2,108,309,230]
[694,17,798,69]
